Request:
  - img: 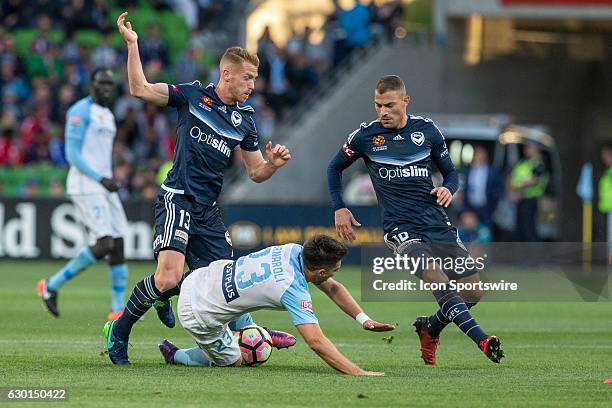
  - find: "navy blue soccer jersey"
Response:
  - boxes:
[328,116,459,234]
[163,81,259,205]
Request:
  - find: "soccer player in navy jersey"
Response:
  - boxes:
[105,12,293,364]
[327,75,504,365]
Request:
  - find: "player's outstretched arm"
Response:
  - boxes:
[117,12,169,106]
[296,323,384,376]
[317,278,395,332]
[241,141,290,183]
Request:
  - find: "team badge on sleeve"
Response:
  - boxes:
[70,116,83,125]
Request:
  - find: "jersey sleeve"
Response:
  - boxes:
[341,126,364,160]
[240,116,259,152]
[428,122,459,194]
[326,126,365,210]
[64,101,103,182]
[280,279,318,326]
[167,83,190,108]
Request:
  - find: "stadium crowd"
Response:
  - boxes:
[0,0,404,199]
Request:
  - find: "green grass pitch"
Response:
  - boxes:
[1,261,610,407]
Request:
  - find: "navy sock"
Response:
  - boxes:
[428,300,477,337]
[157,271,192,302]
[113,275,162,340]
[430,289,487,345]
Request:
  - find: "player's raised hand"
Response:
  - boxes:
[265,141,291,168]
[362,320,396,332]
[117,12,138,45]
[334,207,361,242]
[430,186,452,208]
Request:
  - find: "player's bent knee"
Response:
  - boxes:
[90,236,115,259]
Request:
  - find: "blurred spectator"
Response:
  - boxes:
[0,1,382,198]
[1,60,30,103]
[339,0,372,56]
[49,178,65,198]
[62,0,94,34]
[509,143,548,241]
[174,44,207,84]
[462,146,504,229]
[376,0,405,43]
[91,0,111,32]
[92,32,119,69]
[2,0,33,30]
[23,128,50,164]
[0,127,22,166]
[20,104,50,149]
[51,84,77,124]
[345,171,377,205]
[139,24,170,68]
[18,177,39,198]
[598,146,612,246]
[141,181,158,200]
[458,210,492,244]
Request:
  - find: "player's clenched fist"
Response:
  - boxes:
[117,12,138,45]
[334,207,361,242]
[265,141,291,168]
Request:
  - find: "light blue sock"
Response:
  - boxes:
[109,264,128,312]
[174,347,212,367]
[47,247,97,291]
[229,314,255,331]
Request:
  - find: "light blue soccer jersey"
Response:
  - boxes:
[64,96,117,195]
[185,244,319,329]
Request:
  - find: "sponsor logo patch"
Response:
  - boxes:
[372,135,385,146]
[393,134,405,141]
[70,115,83,125]
[301,300,313,313]
[222,262,240,303]
[174,229,188,243]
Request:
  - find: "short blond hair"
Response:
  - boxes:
[220,46,260,68]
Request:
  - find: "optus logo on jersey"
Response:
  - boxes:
[378,165,429,180]
[189,126,232,157]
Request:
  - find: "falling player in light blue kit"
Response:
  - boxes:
[37,68,128,321]
[158,235,395,375]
